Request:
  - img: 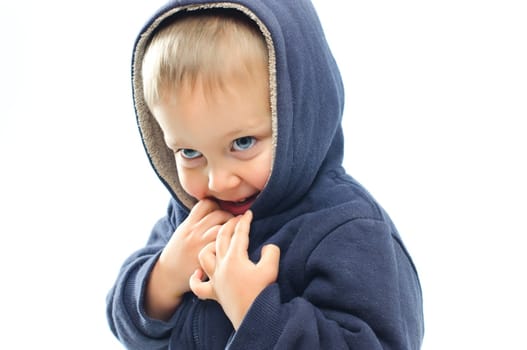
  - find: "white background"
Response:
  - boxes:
[1,1,525,349]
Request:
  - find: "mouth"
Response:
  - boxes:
[215,193,259,216]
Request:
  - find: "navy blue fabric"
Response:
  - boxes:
[106,0,424,349]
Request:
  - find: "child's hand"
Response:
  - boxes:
[189,210,280,330]
[145,199,233,320]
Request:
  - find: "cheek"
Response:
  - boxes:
[176,166,207,199]
[251,150,273,191]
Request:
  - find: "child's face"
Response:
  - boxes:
[152,68,272,216]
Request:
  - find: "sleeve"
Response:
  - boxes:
[227,218,424,349]
[106,200,184,350]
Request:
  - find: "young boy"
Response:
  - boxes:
[107,1,424,349]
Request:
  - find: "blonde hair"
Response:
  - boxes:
[141,10,269,108]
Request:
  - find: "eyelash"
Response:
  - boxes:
[179,148,202,159]
[177,136,257,160]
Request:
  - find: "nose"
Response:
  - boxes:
[207,164,241,194]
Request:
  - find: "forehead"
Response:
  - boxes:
[155,63,271,148]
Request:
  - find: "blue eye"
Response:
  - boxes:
[179,149,202,159]
[232,136,256,151]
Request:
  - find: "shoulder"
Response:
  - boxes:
[281,167,404,254]
[304,167,388,223]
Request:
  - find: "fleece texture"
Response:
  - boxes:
[106,0,425,349]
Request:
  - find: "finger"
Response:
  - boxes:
[257,244,281,278]
[189,268,215,300]
[230,210,253,255]
[201,224,221,243]
[216,216,240,258]
[198,242,216,278]
[188,199,219,221]
[195,209,234,233]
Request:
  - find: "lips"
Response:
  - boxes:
[215,193,259,216]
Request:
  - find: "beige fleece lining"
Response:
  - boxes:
[133,2,277,210]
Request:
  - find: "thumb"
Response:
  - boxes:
[189,268,216,300]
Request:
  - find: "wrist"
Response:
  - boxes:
[226,299,252,331]
[144,259,184,321]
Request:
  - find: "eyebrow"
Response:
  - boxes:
[224,128,246,138]
[225,121,269,138]
[164,138,181,151]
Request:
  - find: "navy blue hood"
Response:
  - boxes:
[132,0,345,218]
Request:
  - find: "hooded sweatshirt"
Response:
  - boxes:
[106,1,425,349]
